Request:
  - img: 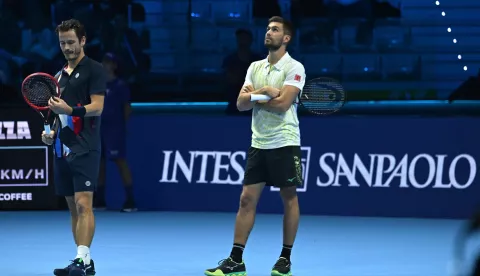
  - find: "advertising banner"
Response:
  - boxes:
[104,114,480,219]
[0,107,57,210]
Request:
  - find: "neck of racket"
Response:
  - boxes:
[51,116,60,134]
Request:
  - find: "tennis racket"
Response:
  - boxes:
[21,72,61,133]
[250,77,346,115]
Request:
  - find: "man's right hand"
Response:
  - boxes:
[263,86,280,98]
[41,130,55,145]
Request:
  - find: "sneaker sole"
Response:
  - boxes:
[204,270,247,276]
[68,271,86,276]
[53,270,95,276]
[271,271,292,276]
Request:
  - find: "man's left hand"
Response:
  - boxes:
[48,97,72,115]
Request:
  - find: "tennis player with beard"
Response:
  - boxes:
[204,16,306,276]
[41,19,106,276]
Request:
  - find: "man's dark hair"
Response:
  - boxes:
[268,16,294,38]
[55,19,87,41]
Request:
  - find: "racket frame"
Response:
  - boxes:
[21,72,61,133]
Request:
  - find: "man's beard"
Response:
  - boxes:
[265,41,281,51]
[64,49,80,61]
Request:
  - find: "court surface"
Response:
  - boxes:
[1,211,476,276]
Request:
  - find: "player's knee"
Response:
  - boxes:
[239,192,257,211]
[75,193,93,216]
[75,201,93,216]
[280,187,298,205]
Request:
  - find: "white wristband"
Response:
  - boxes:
[250,94,272,102]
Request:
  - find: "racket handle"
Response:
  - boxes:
[250,94,272,102]
[44,124,51,134]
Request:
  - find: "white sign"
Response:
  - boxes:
[0,121,31,140]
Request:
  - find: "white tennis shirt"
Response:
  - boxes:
[243,52,306,149]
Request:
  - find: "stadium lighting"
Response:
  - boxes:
[436,2,466,71]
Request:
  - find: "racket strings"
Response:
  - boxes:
[301,79,345,114]
[22,76,57,107]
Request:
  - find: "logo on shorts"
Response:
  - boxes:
[293,156,302,184]
[270,146,311,193]
[85,181,91,187]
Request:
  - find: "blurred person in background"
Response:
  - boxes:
[222,29,263,115]
[0,3,25,90]
[71,0,115,61]
[95,52,136,212]
[110,14,146,81]
[448,69,480,102]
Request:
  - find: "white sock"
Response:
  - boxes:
[76,245,91,265]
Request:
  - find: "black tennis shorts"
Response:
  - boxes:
[243,146,303,188]
[54,151,101,196]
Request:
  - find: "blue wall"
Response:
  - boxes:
[104,110,480,219]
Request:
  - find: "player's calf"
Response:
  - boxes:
[74,192,95,269]
[280,187,299,247]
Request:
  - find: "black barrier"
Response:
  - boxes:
[0,106,57,210]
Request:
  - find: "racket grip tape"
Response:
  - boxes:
[250,94,272,102]
[44,124,51,134]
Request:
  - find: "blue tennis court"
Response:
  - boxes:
[1,211,473,276]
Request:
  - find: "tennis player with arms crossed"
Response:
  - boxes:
[205,16,306,276]
[41,19,106,276]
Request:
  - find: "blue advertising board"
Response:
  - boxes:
[0,107,56,210]
[104,114,480,219]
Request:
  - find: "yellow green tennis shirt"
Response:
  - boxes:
[243,52,306,149]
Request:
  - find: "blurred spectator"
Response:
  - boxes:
[72,1,114,61]
[448,70,480,102]
[222,29,263,115]
[294,0,400,48]
[0,8,22,57]
[109,14,148,81]
[108,0,132,17]
[53,0,84,25]
[253,0,282,19]
[22,0,51,32]
[24,28,60,73]
[96,52,136,212]
[0,6,28,101]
